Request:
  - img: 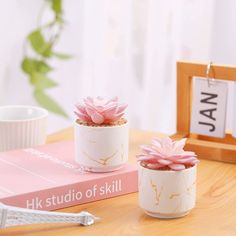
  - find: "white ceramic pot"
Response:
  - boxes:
[0,105,48,152]
[138,163,197,219]
[74,121,129,172]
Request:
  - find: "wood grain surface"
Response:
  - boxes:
[0,128,236,236]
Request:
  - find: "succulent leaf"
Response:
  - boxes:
[74,97,127,125]
[137,137,199,171]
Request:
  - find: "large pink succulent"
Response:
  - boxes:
[137,137,199,171]
[74,96,127,125]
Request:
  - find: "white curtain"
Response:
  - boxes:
[66,0,214,134]
[1,0,235,133]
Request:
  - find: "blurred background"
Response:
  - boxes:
[0,0,236,134]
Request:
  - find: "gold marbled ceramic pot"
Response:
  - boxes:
[138,163,197,218]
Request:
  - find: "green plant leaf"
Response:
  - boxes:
[37,61,52,73]
[51,0,62,15]
[34,90,68,117]
[28,30,52,57]
[52,52,72,59]
[31,73,57,90]
[21,58,52,74]
[22,0,70,120]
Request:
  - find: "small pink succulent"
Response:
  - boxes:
[137,137,199,171]
[74,96,127,125]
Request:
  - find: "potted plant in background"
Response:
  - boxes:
[21,0,71,118]
[137,137,199,218]
[74,96,128,172]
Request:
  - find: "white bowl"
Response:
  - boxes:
[0,105,48,152]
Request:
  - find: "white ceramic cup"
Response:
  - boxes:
[138,163,197,219]
[0,105,48,152]
[75,121,129,172]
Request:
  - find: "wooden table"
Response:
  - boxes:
[1,128,236,236]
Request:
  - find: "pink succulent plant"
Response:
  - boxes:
[137,137,199,171]
[74,96,127,125]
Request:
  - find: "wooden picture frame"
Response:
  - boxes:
[172,61,236,164]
